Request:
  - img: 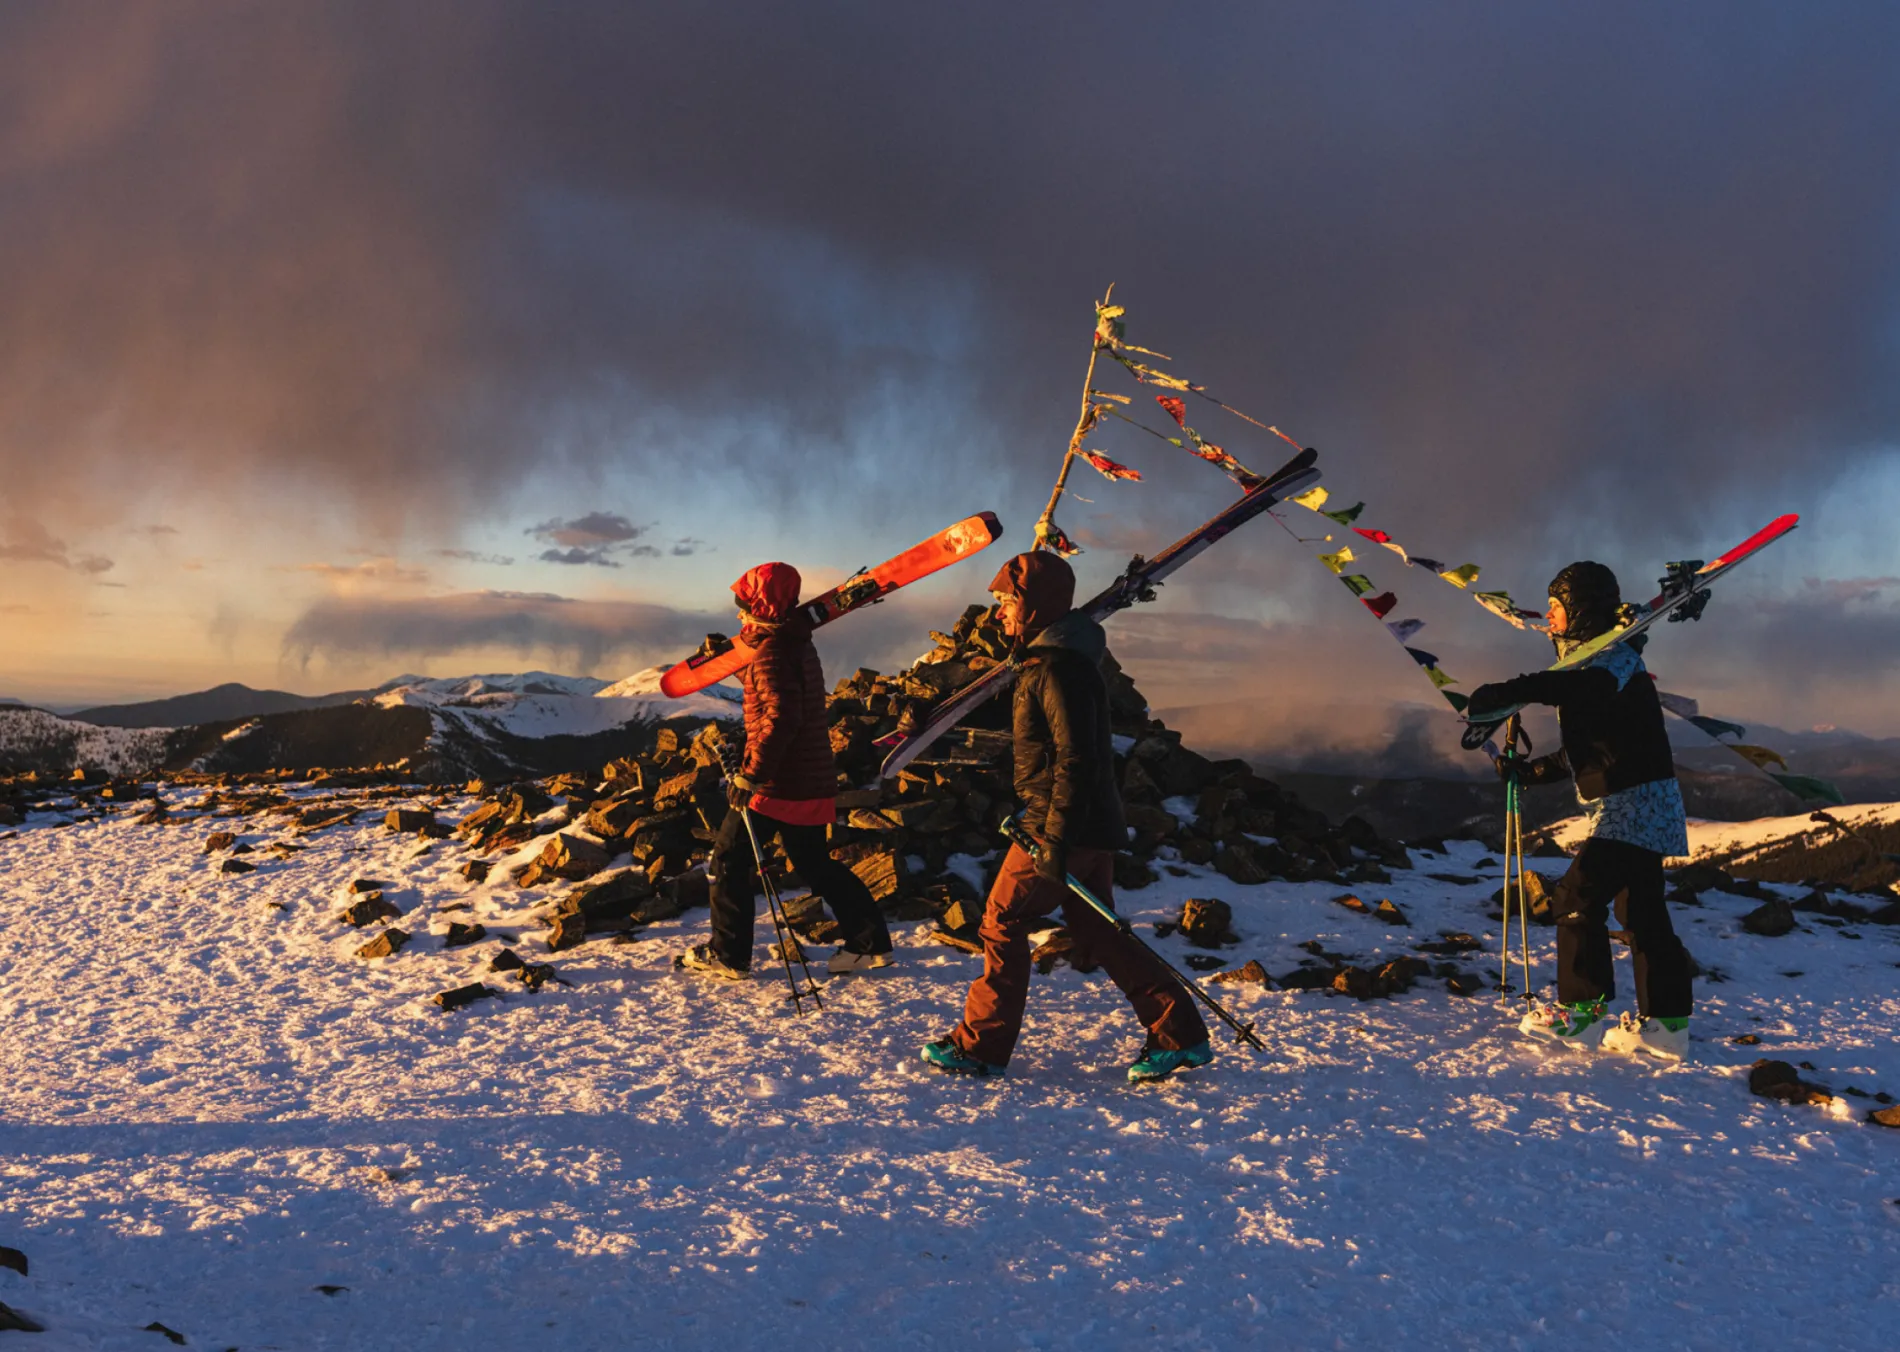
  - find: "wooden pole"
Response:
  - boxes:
[1034,283,1115,550]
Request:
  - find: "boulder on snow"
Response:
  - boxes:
[220,858,256,875]
[203,830,239,853]
[433,983,498,1011]
[536,831,613,881]
[0,1246,24,1276]
[356,928,410,960]
[337,895,401,927]
[443,922,488,948]
[1748,1058,1832,1106]
[1176,897,1238,948]
[0,1301,46,1333]
[384,807,439,835]
[460,860,491,883]
[1740,898,1797,937]
[1211,959,1270,986]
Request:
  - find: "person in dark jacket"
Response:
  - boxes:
[1467,560,1692,1060]
[920,551,1211,1083]
[677,562,893,980]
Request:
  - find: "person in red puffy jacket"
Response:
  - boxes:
[676,562,894,980]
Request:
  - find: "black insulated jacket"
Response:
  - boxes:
[1477,663,1675,801]
[1010,612,1127,851]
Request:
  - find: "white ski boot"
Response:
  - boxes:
[1519,999,1608,1051]
[827,946,895,975]
[1598,1012,1689,1062]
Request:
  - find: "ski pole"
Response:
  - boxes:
[711,733,823,1013]
[997,815,1268,1054]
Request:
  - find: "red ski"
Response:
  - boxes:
[658,513,1005,697]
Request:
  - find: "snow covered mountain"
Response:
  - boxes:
[0,705,173,777]
[0,668,740,779]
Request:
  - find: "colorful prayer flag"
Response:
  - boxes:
[1318,547,1355,574]
[1322,502,1366,526]
[1156,396,1187,427]
[1656,691,1700,719]
[1404,647,1440,668]
[1688,714,1746,741]
[1425,666,1459,689]
[1361,592,1398,618]
[1768,773,1845,805]
[1438,564,1481,589]
[1289,485,1331,510]
[1339,574,1374,597]
[1385,618,1425,643]
[1730,744,1789,771]
[1081,451,1141,482]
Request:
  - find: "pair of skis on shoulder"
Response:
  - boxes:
[1460,513,1800,750]
[657,447,1323,778]
[879,447,1320,777]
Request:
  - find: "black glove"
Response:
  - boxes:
[1466,682,1515,721]
[1034,837,1068,886]
[726,777,755,809]
[1491,753,1516,782]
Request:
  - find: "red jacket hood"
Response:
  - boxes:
[731,562,802,622]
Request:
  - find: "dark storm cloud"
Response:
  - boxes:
[4,0,1894,532]
[526,513,660,566]
[5,1,1900,726]
[281,590,722,671]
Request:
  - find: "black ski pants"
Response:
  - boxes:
[707,807,890,970]
[1550,836,1692,1018]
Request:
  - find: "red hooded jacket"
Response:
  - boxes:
[731,563,837,820]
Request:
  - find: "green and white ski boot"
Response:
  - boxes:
[1598,1012,1689,1062]
[1519,998,1608,1051]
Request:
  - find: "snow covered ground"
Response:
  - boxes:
[3,789,1898,1349]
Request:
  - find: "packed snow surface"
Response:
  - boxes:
[2,791,1897,1349]
[1552,800,1900,863]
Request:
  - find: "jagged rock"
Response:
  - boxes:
[1416,931,1484,955]
[586,794,652,839]
[338,895,400,926]
[349,878,393,894]
[220,858,256,875]
[460,860,491,883]
[1868,1105,1900,1128]
[434,983,498,1010]
[356,928,410,959]
[385,807,438,834]
[1446,972,1483,996]
[1176,897,1237,948]
[1332,966,1378,1000]
[1211,959,1270,985]
[1374,956,1431,993]
[0,1247,24,1276]
[1492,870,1553,924]
[443,922,488,948]
[517,962,561,991]
[1375,899,1409,927]
[203,830,238,853]
[298,805,356,829]
[1749,1058,1832,1105]
[844,845,909,902]
[489,948,525,972]
[1114,855,1158,890]
[1335,893,1370,914]
[1741,898,1797,937]
[561,868,659,926]
[0,1301,46,1332]
[1214,842,1270,885]
[1671,862,1734,893]
[536,832,612,881]
[546,908,586,952]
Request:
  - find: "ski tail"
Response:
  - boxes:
[657,512,1004,698]
[881,453,1324,777]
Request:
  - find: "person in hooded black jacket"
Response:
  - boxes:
[1468,560,1693,1061]
[920,551,1210,1083]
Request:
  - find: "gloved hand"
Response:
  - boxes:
[1467,682,1513,721]
[1034,837,1068,886]
[1491,753,1517,782]
[726,776,755,809]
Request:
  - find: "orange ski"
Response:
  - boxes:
[658,513,1005,697]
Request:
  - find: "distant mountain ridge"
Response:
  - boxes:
[70,682,370,729]
[1,667,740,780]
